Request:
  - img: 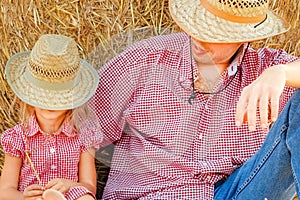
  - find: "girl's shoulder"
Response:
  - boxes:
[1,123,26,156]
[1,123,27,144]
[2,123,25,138]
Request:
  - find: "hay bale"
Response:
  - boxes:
[0,0,176,170]
[0,1,177,197]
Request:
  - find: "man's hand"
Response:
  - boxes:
[235,65,286,131]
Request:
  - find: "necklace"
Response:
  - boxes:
[188,39,250,104]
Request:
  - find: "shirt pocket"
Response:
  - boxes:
[124,83,201,155]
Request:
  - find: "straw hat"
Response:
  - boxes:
[169,0,290,43]
[5,34,99,110]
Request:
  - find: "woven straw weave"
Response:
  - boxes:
[207,0,268,18]
[28,35,80,83]
[5,34,99,110]
[169,0,289,43]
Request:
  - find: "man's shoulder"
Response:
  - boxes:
[125,32,189,54]
[143,32,189,48]
[254,47,299,62]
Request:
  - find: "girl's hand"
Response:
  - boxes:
[236,65,286,131]
[23,184,44,200]
[42,188,67,200]
[44,178,76,195]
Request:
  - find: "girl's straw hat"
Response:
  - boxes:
[169,0,290,43]
[5,34,99,110]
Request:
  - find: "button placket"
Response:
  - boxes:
[51,165,57,170]
[48,139,58,173]
[50,147,56,154]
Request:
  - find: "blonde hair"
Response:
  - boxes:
[18,99,98,134]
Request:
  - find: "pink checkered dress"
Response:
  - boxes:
[1,115,97,200]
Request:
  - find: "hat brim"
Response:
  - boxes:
[5,52,99,110]
[169,0,290,43]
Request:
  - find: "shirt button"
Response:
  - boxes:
[207,175,211,179]
[205,104,209,109]
[50,148,56,154]
[198,134,203,140]
[228,64,238,76]
[51,165,57,170]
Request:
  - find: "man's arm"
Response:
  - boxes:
[236,60,300,131]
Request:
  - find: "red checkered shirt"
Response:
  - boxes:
[1,115,97,200]
[91,32,299,199]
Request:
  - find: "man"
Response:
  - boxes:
[91,0,300,199]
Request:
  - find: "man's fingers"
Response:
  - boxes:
[246,93,259,131]
[270,93,280,122]
[259,95,269,129]
[235,87,250,126]
[236,86,260,131]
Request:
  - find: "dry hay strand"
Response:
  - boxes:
[252,0,300,56]
[0,0,175,174]
[0,0,176,132]
[87,26,174,69]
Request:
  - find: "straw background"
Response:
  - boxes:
[0,0,299,198]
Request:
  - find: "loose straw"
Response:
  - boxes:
[25,151,42,186]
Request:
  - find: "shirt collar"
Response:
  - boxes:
[25,115,77,137]
[227,43,249,76]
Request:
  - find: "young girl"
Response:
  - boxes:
[0,34,101,200]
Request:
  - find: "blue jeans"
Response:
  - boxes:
[214,89,300,200]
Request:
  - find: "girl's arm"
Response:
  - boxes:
[77,148,97,194]
[0,154,23,199]
[0,154,44,200]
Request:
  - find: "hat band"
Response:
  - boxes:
[25,67,80,91]
[200,0,267,23]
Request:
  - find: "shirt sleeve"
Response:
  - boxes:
[1,125,24,157]
[88,42,149,146]
[65,186,95,200]
[79,120,103,151]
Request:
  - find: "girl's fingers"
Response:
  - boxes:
[23,184,44,199]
